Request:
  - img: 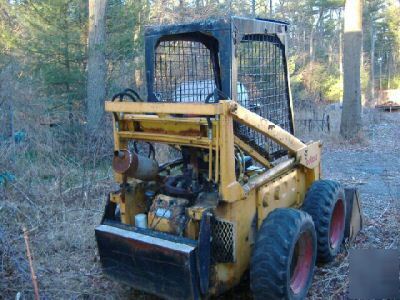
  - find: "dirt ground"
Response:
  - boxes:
[307,109,400,298]
[1,109,399,299]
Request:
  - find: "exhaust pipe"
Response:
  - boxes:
[112,149,158,181]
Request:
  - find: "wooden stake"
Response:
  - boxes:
[23,227,39,300]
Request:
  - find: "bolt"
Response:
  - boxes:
[114,150,125,159]
[230,102,238,112]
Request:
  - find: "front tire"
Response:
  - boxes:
[250,208,317,300]
[302,180,346,263]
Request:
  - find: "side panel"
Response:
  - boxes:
[210,190,257,295]
[256,168,306,228]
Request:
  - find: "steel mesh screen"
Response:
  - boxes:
[236,34,292,160]
[211,218,235,263]
[154,40,216,102]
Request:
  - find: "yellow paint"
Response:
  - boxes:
[234,136,272,168]
[256,168,306,227]
[106,99,321,295]
[105,101,223,115]
[109,182,146,225]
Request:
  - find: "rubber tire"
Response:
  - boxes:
[250,208,317,300]
[302,180,346,263]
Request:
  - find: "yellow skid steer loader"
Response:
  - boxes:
[95,16,363,300]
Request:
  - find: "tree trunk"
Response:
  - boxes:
[62,3,73,128]
[309,27,315,63]
[303,30,307,66]
[87,0,107,131]
[338,10,343,84]
[368,24,375,106]
[339,29,343,80]
[179,0,185,22]
[0,63,14,139]
[269,0,272,17]
[387,52,391,89]
[340,0,363,139]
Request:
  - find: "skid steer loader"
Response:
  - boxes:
[95,17,362,299]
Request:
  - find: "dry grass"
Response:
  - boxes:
[0,110,184,298]
[0,112,122,298]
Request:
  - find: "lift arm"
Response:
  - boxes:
[229,101,320,170]
[229,102,305,152]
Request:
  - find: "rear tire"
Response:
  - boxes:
[302,180,346,263]
[250,208,317,300]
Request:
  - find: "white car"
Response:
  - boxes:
[172,80,249,105]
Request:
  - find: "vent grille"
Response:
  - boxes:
[211,218,235,263]
[235,34,292,160]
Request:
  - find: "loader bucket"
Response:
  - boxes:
[95,222,200,300]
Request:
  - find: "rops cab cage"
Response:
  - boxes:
[145,16,294,161]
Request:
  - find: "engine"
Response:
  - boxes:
[110,146,225,237]
[148,194,189,235]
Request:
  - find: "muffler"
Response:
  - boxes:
[112,149,158,181]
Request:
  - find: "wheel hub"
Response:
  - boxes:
[290,232,313,294]
[329,199,345,249]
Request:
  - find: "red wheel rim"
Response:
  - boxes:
[290,232,313,294]
[329,199,345,249]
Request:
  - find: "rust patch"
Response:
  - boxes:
[142,127,202,137]
[179,128,203,136]
[211,264,238,296]
[182,114,201,117]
